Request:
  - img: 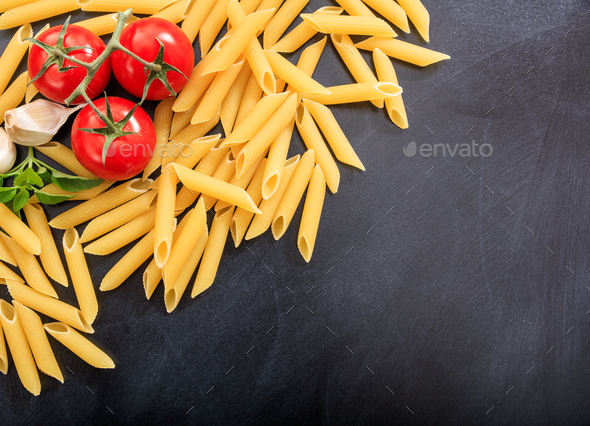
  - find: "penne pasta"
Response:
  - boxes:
[49,178,152,229]
[25,73,39,104]
[200,152,236,210]
[284,36,327,99]
[372,48,408,128]
[163,133,221,170]
[264,50,330,95]
[256,0,283,18]
[302,99,365,170]
[63,229,98,324]
[0,72,27,125]
[0,232,16,266]
[13,301,63,383]
[171,163,261,214]
[235,92,298,178]
[263,0,309,49]
[261,118,293,199]
[44,323,114,369]
[80,190,158,243]
[396,0,429,41]
[295,104,340,193]
[192,206,234,297]
[331,33,383,108]
[0,25,32,95]
[191,56,245,124]
[167,114,221,161]
[28,180,113,203]
[230,158,266,246]
[8,281,94,333]
[0,316,6,374]
[152,0,193,23]
[271,149,315,239]
[239,0,264,15]
[300,14,397,38]
[143,97,176,180]
[22,203,68,287]
[170,109,195,138]
[0,260,23,283]
[355,37,450,66]
[220,62,251,136]
[0,233,57,298]
[0,202,41,255]
[234,71,264,127]
[142,258,162,300]
[215,152,264,210]
[0,0,78,30]
[199,0,232,56]
[35,142,99,179]
[298,164,325,262]
[270,6,342,53]
[181,0,217,42]
[0,300,40,395]
[361,0,409,33]
[81,0,176,15]
[4,0,38,8]
[154,165,177,267]
[301,81,401,105]
[334,0,374,17]
[75,13,139,36]
[245,155,299,239]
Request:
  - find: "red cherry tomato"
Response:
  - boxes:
[28,25,111,105]
[71,97,156,181]
[111,18,194,101]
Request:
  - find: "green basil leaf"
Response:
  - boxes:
[13,187,29,212]
[50,170,103,192]
[0,187,17,204]
[33,189,75,205]
[14,168,44,188]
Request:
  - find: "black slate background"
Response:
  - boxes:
[1,1,590,424]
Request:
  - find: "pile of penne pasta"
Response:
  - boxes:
[0,0,449,395]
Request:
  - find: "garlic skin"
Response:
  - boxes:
[4,100,85,146]
[0,128,17,174]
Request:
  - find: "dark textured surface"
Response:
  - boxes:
[1,1,590,424]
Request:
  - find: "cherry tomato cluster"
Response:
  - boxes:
[27,17,194,180]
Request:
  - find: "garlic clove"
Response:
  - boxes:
[5,100,85,147]
[0,128,17,174]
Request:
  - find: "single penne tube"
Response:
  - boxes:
[13,301,63,383]
[298,164,325,262]
[271,150,315,239]
[261,118,293,199]
[44,323,114,369]
[373,47,408,128]
[163,198,207,291]
[215,152,264,210]
[0,0,78,30]
[301,81,401,105]
[264,50,330,95]
[167,113,221,155]
[143,97,176,180]
[0,72,27,125]
[172,163,261,214]
[230,158,266,247]
[234,71,263,127]
[25,73,39,104]
[63,229,97,324]
[152,0,192,23]
[191,56,245,124]
[81,0,176,14]
[75,12,139,36]
[263,0,309,49]
[8,281,94,333]
[4,0,38,8]
[0,317,6,374]
[270,6,342,53]
[203,7,274,74]
[355,37,450,66]
[257,0,282,14]
[154,165,177,267]
[239,0,263,15]
[162,133,221,171]
[143,257,161,300]
[245,155,299,240]
[191,206,234,297]
[227,0,276,95]
[302,99,365,169]
[220,63,252,136]
[0,233,16,266]
[165,227,208,313]
[0,233,56,298]
[200,152,236,210]
[84,209,158,256]
[181,0,217,42]
[0,260,23,283]
[80,190,158,243]
[22,203,68,287]
[0,25,32,95]
[0,202,40,255]
[285,36,327,93]
[49,178,152,229]
[396,0,429,41]
[28,180,113,203]
[331,33,383,108]
[235,92,298,178]
[35,142,99,179]
[300,14,396,37]
[222,92,289,146]
[199,0,232,56]
[0,300,40,395]
[295,104,340,193]
[334,0,374,17]
[361,0,409,33]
